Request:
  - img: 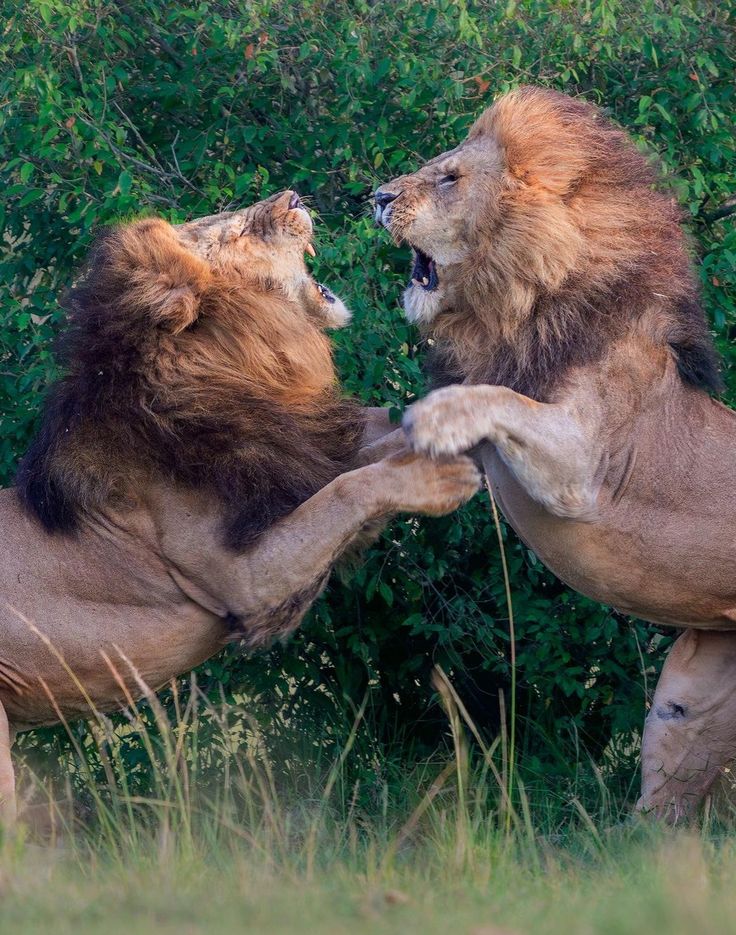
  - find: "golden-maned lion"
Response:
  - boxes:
[0,191,480,821]
[375,86,736,821]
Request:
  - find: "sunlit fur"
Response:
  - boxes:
[17,192,363,549]
[379,87,734,824]
[378,86,721,400]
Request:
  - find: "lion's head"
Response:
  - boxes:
[375,86,721,399]
[18,192,363,548]
[175,190,351,331]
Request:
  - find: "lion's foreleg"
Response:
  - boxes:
[637,628,736,823]
[196,453,480,645]
[404,385,603,519]
[356,428,406,466]
[0,702,16,825]
[357,407,405,466]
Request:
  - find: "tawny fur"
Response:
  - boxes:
[0,192,482,823]
[377,85,719,400]
[17,196,362,549]
[376,86,735,823]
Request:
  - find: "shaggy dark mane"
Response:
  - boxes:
[16,220,364,549]
[668,296,723,393]
[427,273,723,400]
[423,87,722,401]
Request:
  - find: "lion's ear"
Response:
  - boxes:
[144,273,202,333]
[110,219,211,333]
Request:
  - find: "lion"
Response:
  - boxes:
[374,86,736,822]
[0,190,481,822]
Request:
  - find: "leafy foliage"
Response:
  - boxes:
[1,0,734,781]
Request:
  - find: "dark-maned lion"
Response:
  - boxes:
[375,86,736,821]
[0,191,480,821]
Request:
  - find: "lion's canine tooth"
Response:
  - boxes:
[305,243,316,257]
[422,276,429,286]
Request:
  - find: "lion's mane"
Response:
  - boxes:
[426,87,721,400]
[17,218,363,549]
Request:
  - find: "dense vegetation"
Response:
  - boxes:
[1,0,734,802]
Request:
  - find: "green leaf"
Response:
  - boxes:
[117,170,133,196]
[18,187,46,207]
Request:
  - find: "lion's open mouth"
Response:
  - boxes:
[410,247,438,292]
[317,283,336,304]
[285,193,316,257]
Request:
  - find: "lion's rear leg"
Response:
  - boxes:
[0,701,16,826]
[637,629,736,823]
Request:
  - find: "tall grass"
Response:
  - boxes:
[12,653,615,856]
[6,506,618,866]
[8,523,736,933]
[6,514,736,934]
[5,668,736,935]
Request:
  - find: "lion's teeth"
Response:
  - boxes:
[305,243,316,257]
[422,276,429,286]
[411,278,422,287]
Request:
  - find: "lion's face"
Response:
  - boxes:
[374,134,506,325]
[373,86,708,401]
[176,190,350,329]
[373,87,654,330]
[18,194,366,546]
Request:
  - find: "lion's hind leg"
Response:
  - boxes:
[638,628,736,823]
[0,701,16,826]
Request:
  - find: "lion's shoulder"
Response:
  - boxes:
[16,219,364,546]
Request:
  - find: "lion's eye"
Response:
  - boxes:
[439,173,459,186]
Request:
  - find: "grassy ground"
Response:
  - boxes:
[0,831,732,935]
[5,681,736,935]
[3,804,736,935]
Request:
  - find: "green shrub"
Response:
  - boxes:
[1,0,734,787]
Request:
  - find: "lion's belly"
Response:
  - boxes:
[482,449,736,629]
[0,600,227,730]
[0,489,228,730]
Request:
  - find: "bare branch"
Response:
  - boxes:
[65,42,85,91]
[702,195,736,223]
[75,113,205,200]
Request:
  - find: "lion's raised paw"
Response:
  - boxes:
[383,450,481,517]
[403,388,484,458]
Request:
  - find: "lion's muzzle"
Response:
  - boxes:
[374,188,398,227]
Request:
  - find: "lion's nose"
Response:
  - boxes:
[374,189,398,208]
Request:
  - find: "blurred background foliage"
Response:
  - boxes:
[1,0,734,800]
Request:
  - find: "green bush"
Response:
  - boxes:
[1,0,734,787]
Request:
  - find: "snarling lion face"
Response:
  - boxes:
[374,87,675,335]
[374,136,505,325]
[374,124,510,326]
[18,191,364,547]
[374,86,715,404]
[176,190,350,329]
